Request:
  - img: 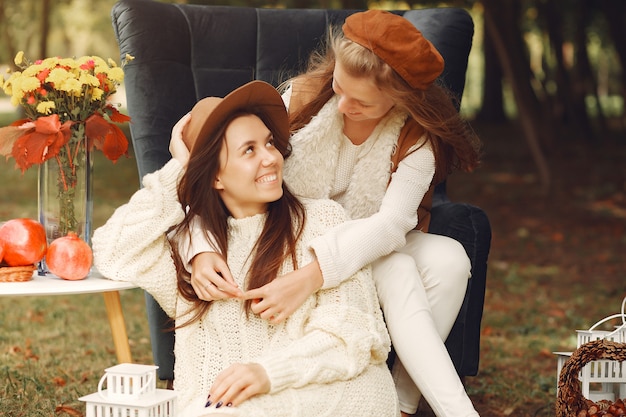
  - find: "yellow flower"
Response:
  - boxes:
[59,78,83,95]
[58,57,76,69]
[22,64,45,78]
[36,101,56,115]
[91,88,104,101]
[107,67,125,83]
[79,72,100,87]
[90,56,108,67]
[14,51,25,66]
[15,76,41,95]
[42,57,62,70]
[48,67,71,85]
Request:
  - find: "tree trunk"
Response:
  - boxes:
[599,0,626,132]
[39,0,51,58]
[540,0,594,141]
[0,0,18,64]
[571,0,607,139]
[476,22,506,123]
[482,0,552,192]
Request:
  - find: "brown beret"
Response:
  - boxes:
[342,10,444,90]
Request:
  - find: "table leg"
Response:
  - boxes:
[102,291,132,363]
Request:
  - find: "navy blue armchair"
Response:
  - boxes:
[111,0,491,382]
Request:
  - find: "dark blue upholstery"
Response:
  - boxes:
[111,0,491,380]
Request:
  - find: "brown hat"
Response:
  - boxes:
[184,80,289,153]
[342,10,444,90]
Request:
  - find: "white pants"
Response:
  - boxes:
[372,230,478,416]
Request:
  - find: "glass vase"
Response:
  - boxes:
[37,124,93,274]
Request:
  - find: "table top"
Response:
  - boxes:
[0,268,137,296]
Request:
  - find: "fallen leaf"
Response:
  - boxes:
[52,376,66,387]
[55,405,83,416]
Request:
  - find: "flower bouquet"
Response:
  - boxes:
[0,52,133,254]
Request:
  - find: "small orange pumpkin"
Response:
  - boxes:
[46,232,93,280]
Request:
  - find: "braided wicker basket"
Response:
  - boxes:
[0,265,35,282]
[557,339,626,417]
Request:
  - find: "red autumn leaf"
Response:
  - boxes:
[84,113,110,144]
[101,123,129,162]
[11,116,72,172]
[35,113,64,133]
[85,114,128,162]
[0,124,33,158]
[106,105,131,123]
[52,376,67,387]
[10,118,32,127]
[55,405,83,416]
[8,345,22,355]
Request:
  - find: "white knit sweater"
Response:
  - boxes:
[92,159,400,417]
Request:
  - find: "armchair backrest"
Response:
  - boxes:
[111,0,474,182]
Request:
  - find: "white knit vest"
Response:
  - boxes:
[284,96,408,219]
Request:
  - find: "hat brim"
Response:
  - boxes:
[186,80,289,153]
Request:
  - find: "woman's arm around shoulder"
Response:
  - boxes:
[310,143,435,289]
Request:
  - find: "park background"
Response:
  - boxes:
[0,1,624,416]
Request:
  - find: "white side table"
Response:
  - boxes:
[0,269,137,363]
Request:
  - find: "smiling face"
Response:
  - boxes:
[332,61,395,123]
[214,114,284,218]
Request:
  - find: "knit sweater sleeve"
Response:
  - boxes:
[91,159,185,317]
[254,199,391,393]
[311,145,435,289]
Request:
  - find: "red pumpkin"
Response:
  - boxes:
[46,232,92,280]
[0,218,47,266]
[0,241,4,263]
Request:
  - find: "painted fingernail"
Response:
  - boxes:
[227,402,233,407]
[215,401,223,408]
[205,401,212,407]
[207,394,211,400]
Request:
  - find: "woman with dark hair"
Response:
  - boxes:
[92,81,398,416]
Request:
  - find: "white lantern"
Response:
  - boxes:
[79,364,177,417]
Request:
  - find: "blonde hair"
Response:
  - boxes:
[287,28,481,183]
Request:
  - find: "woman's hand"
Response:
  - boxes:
[206,363,270,408]
[169,112,192,166]
[241,261,323,323]
[191,252,242,301]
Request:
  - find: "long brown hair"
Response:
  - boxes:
[169,108,305,328]
[287,29,481,185]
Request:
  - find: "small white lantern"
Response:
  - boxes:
[79,364,177,417]
[97,363,158,400]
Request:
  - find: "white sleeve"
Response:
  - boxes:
[281,83,292,109]
[310,145,435,289]
[177,215,219,273]
[92,159,185,316]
